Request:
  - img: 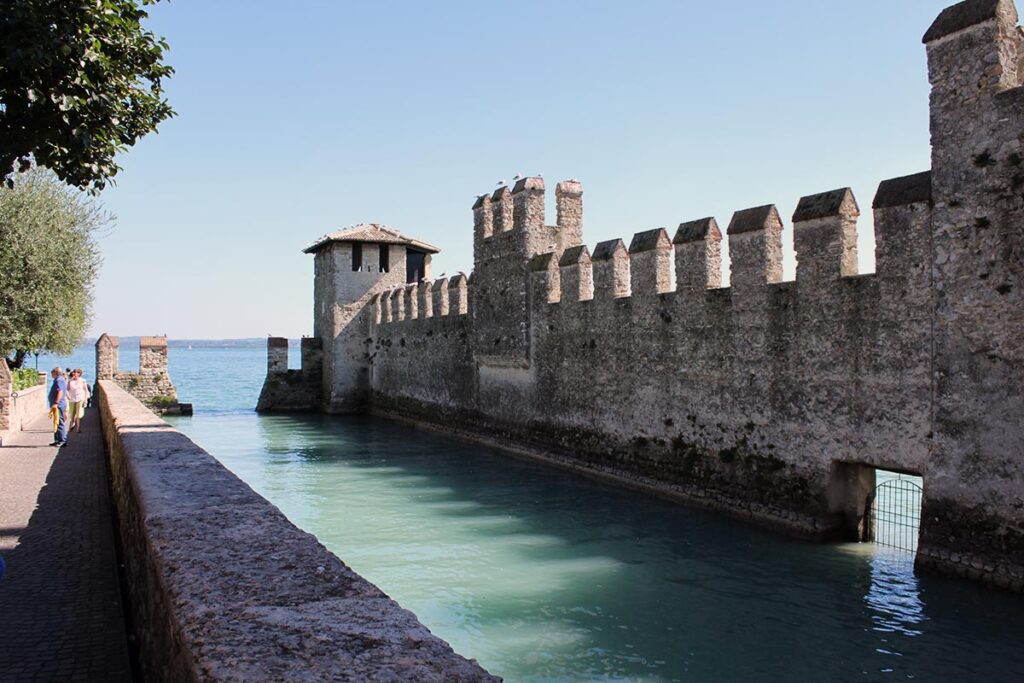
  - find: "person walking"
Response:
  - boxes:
[66,368,90,434]
[48,367,68,446]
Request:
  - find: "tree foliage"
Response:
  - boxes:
[0,169,107,367]
[0,0,174,193]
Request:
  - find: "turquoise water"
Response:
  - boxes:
[39,343,1024,682]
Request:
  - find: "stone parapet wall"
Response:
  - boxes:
[95,380,498,682]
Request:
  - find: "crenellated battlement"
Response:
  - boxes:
[373,273,469,326]
[507,184,881,312]
[275,0,1024,592]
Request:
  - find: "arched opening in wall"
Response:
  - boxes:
[863,469,923,553]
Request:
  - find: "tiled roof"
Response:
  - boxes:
[303,223,440,254]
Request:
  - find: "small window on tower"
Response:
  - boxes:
[351,243,363,272]
[379,244,389,273]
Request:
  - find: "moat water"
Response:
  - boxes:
[45,343,1024,682]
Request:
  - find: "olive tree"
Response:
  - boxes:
[0,170,107,368]
[0,0,174,193]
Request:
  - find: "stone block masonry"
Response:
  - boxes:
[256,336,323,411]
[96,380,498,682]
[95,334,190,414]
[268,0,1024,591]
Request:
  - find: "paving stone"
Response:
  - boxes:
[0,411,132,682]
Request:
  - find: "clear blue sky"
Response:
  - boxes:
[92,0,953,339]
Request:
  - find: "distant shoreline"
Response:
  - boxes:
[78,337,301,349]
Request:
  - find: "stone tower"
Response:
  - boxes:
[303,224,439,413]
[470,177,584,367]
[917,0,1024,576]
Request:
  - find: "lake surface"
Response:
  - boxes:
[38,342,1024,682]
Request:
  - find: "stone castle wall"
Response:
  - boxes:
[369,180,935,540]
[96,334,181,412]
[358,1,1024,590]
[260,0,1024,590]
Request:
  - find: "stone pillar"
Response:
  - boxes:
[727,205,783,291]
[449,273,468,314]
[555,179,584,249]
[139,336,168,377]
[792,188,860,283]
[592,239,630,299]
[433,277,450,316]
[559,245,594,302]
[301,337,323,381]
[268,337,289,374]
[528,252,561,305]
[674,217,722,291]
[95,333,119,380]
[628,228,674,297]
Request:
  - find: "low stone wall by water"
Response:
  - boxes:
[96,380,499,682]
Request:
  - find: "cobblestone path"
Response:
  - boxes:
[0,410,132,682]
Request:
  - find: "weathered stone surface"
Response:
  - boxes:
[791,188,858,223]
[558,244,590,266]
[258,337,323,412]
[95,334,181,413]
[872,171,932,209]
[673,217,720,244]
[97,380,499,682]
[726,204,779,235]
[628,228,671,253]
[923,0,1002,43]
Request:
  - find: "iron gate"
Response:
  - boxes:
[864,477,922,552]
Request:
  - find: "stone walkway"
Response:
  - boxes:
[0,410,132,682]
